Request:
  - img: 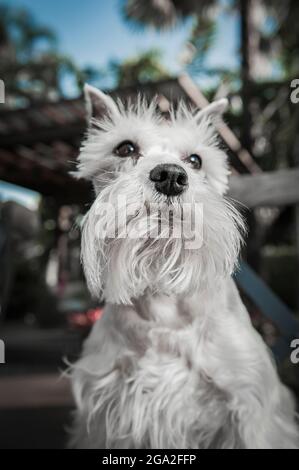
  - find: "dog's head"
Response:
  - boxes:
[76,85,244,304]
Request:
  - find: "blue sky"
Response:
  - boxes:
[7,0,239,91]
[1,0,239,206]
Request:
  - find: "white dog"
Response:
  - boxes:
[69,84,298,449]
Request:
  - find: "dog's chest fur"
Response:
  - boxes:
[74,287,242,448]
[71,280,298,449]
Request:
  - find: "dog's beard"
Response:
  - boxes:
[81,173,244,305]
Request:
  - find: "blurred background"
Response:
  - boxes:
[0,0,298,449]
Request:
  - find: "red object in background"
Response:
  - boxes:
[68,307,103,329]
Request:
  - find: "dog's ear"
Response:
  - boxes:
[195,98,228,123]
[84,84,119,122]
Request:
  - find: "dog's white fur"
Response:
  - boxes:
[70,85,299,449]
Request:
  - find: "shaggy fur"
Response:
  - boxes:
[70,85,299,449]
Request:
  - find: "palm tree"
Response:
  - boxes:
[123,0,217,75]
[123,0,214,29]
[0,4,89,106]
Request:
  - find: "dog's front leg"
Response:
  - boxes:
[70,304,153,449]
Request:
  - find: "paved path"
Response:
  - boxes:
[0,373,73,408]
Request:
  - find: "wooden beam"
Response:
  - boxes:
[0,165,91,204]
[0,123,84,148]
[228,168,299,207]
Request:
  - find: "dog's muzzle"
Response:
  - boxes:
[149,164,188,196]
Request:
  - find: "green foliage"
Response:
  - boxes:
[123,0,215,30]
[262,0,299,77]
[108,49,171,87]
[0,4,94,106]
[187,14,217,74]
[0,3,170,103]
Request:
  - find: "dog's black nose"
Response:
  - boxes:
[149,164,188,196]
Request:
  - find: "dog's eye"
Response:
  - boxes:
[186,154,202,170]
[115,140,138,157]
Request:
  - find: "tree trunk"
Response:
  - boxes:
[239,0,261,271]
[239,0,253,153]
